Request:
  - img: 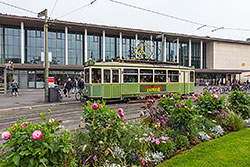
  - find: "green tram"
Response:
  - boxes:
[84,60,195,100]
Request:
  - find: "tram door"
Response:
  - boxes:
[111,69,121,99]
[181,71,189,94]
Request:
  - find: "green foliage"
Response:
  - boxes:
[154,139,176,159]
[195,91,226,119]
[0,112,77,167]
[82,101,123,147]
[228,90,250,119]
[225,111,244,131]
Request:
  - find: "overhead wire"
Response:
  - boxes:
[0,0,37,15]
[109,0,250,32]
[57,0,97,19]
[50,0,59,17]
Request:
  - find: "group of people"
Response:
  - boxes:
[59,78,85,98]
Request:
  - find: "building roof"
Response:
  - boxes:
[195,69,250,74]
[0,13,250,44]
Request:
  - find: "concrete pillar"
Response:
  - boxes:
[189,39,192,67]
[135,34,138,47]
[4,67,6,95]
[120,32,122,59]
[200,40,203,69]
[84,29,88,63]
[65,27,68,65]
[177,38,179,63]
[21,22,25,64]
[103,30,105,62]
[164,37,167,62]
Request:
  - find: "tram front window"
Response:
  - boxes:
[104,69,110,83]
[155,70,166,82]
[168,70,179,82]
[140,69,153,82]
[92,68,102,83]
[85,69,89,83]
[112,70,119,83]
[123,69,138,83]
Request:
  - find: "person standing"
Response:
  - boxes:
[64,78,73,98]
[11,79,19,96]
[78,78,85,95]
[72,79,78,94]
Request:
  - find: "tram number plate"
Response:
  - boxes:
[140,85,166,92]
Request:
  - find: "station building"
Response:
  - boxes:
[0,13,250,93]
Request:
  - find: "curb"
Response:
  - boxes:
[0,101,81,112]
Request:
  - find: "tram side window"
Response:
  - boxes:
[85,69,89,83]
[123,69,138,83]
[92,68,102,83]
[112,70,119,83]
[155,70,166,82]
[104,69,110,83]
[140,69,153,82]
[190,71,194,82]
[168,70,179,82]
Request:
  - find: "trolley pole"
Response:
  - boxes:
[38,9,49,102]
[161,33,165,62]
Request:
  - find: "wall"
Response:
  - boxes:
[206,42,214,69]
[213,41,250,70]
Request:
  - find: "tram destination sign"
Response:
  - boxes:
[140,84,166,92]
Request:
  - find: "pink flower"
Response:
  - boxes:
[194,97,198,101]
[170,98,174,101]
[176,92,180,95]
[176,103,180,107]
[58,120,62,122]
[158,94,161,98]
[170,93,173,96]
[117,115,121,119]
[1,132,11,140]
[194,93,198,97]
[150,132,154,137]
[181,103,184,106]
[214,95,218,99]
[92,103,99,110]
[163,95,166,98]
[21,122,29,128]
[213,90,217,94]
[119,112,125,118]
[32,130,43,140]
[156,140,160,144]
[117,108,123,114]
[162,141,166,143]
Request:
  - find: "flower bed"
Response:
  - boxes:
[1,90,249,166]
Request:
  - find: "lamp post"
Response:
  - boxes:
[38,9,49,102]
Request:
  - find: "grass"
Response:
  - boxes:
[158,128,250,167]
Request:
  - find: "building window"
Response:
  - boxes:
[87,34,101,62]
[179,41,189,67]
[68,32,83,65]
[191,42,201,68]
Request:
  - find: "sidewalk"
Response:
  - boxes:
[0,89,79,111]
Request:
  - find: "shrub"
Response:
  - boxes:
[195,91,226,120]
[0,112,77,167]
[228,90,250,119]
[225,111,244,131]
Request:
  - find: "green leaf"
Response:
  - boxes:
[20,150,31,156]
[40,113,47,120]
[12,154,20,166]
[50,155,58,164]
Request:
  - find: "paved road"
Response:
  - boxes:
[0,102,144,133]
[0,87,204,133]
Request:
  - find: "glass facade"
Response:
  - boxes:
[0,26,3,63]
[179,41,189,67]
[68,33,83,65]
[166,40,178,62]
[191,42,201,68]
[48,31,65,65]
[105,36,120,61]
[26,29,44,64]
[5,27,21,63]
[88,34,101,62]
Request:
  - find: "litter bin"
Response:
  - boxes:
[49,88,59,102]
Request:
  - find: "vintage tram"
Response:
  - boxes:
[84,59,195,100]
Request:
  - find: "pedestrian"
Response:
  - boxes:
[64,78,73,98]
[78,78,85,95]
[72,79,78,94]
[10,79,19,96]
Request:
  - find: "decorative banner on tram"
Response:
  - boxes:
[140,84,166,92]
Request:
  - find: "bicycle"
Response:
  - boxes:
[223,85,232,94]
[211,85,225,94]
[203,84,212,93]
[57,88,63,102]
[75,89,84,101]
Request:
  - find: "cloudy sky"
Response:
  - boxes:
[1,0,250,40]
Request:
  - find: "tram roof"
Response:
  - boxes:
[85,59,194,70]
